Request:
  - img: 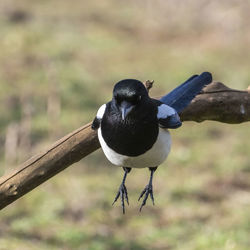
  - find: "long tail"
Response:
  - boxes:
[160,72,212,113]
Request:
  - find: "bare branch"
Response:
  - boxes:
[180,82,250,123]
[0,81,249,210]
[0,123,99,210]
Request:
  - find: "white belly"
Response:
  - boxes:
[98,128,171,168]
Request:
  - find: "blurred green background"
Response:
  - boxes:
[0,0,250,249]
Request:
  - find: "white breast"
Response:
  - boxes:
[98,128,171,168]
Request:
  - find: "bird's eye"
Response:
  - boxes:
[135,95,141,102]
[130,95,141,105]
[115,95,121,104]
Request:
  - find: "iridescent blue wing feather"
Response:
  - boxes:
[160,72,212,113]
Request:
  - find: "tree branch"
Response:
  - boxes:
[180,82,250,123]
[0,81,249,210]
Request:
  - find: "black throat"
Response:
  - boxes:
[101,99,159,157]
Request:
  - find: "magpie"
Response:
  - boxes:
[92,72,212,213]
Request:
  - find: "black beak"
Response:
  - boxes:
[120,101,134,120]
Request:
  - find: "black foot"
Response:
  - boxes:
[112,183,129,214]
[138,183,154,211]
[112,167,131,214]
[138,166,157,211]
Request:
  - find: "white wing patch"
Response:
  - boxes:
[157,104,176,119]
[96,104,106,119]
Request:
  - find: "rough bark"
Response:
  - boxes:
[0,81,249,210]
[180,82,250,123]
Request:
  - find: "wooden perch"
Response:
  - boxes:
[181,82,250,123]
[0,81,249,210]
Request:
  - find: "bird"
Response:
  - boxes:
[92,72,212,213]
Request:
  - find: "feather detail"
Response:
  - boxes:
[160,72,212,113]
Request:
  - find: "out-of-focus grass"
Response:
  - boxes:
[0,0,250,249]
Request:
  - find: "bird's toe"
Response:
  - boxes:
[138,184,154,211]
[112,183,129,214]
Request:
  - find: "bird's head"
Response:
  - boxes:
[112,79,149,120]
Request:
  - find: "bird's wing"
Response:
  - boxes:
[91,104,106,130]
[153,100,182,129]
[160,72,212,113]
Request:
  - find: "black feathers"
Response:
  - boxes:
[101,80,159,156]
[101,100,159,156]
[91,117,101,130]
[113,79,149,101]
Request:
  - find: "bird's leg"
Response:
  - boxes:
[138,167,157,211]
[112,167,131,214]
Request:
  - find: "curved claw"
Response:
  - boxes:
[138,185,148,201]
[138,184,155,212]
[112,183,129,214]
